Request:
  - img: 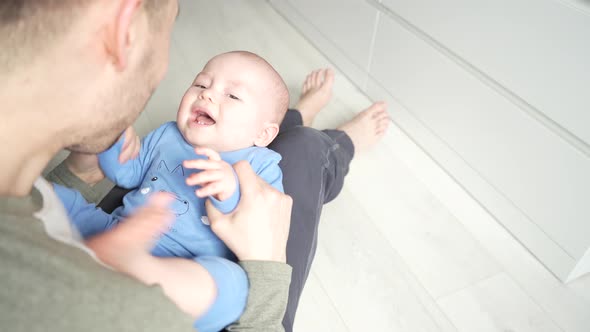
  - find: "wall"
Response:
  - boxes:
[269,0,590,282]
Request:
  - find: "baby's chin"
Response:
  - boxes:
[180,131,252,152]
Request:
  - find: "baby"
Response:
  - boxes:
[54,51,289,332]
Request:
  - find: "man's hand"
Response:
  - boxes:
[84,192,217,317]
[205,161,292,263]
[84,192,174,283]
[119,126,140,164]
[183,147,237,201]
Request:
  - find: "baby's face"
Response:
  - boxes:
[176,53,278,152]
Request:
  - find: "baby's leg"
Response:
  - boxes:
[192,256,248,332]
[53,183,118,239]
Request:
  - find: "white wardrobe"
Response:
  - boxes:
[269,0,590,282]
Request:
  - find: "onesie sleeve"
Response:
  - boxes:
[98,123,173,189]
[209,149,283,214]
[208,170,241,214]
[252,149,284,193]
[52,183,116,238]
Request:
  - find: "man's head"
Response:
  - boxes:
[176,51,290,152]
[0,0,170,73]
[0,0,178,154]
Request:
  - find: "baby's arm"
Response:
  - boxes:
[99,125,168,188]
[184,147,241,214]
[184,148,284,214]
[253,151,284,194]
[52,183,118,238]
[83,192,218,320]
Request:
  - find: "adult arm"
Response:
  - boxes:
[47,156,294,331]
[0,209,195,332]
[207,161,293,331]
[226,261,292,332]
[83,192,218,320]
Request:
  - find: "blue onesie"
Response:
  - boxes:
[54,121,283,332]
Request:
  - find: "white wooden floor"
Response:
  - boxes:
[55,1,590,331]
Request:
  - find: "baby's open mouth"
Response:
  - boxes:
[194,110,216,126]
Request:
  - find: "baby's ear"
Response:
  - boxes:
[253,122,280,147]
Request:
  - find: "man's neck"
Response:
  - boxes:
[0,123,62,197]
[0,153,54,197]
[0,80,66,197]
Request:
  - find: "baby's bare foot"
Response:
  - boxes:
[338,102,390,153]
[294,68,335,126]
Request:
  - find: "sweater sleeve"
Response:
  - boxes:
[225,261,292,332]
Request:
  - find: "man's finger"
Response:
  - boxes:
[205,199,230,234]
[126,191,176,234]
[148,190,174,207]
[232,160,262,197]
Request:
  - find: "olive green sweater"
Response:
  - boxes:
[1,168,291,331]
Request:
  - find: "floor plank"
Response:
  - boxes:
[294,272,350,332]
[437,273,562,332]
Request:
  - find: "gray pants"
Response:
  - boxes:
[98,109,354,332]
[271,110,354,331]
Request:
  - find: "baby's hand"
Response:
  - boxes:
[119,126,141,164]
[183,147,237,201]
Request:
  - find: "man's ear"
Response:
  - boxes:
[253,123,280,147]
[105,0,143,71]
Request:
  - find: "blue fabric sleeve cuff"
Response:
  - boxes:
[208,172,240,214]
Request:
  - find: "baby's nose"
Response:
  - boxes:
[199,88,217,103]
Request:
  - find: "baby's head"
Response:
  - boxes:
[176,51,289,152]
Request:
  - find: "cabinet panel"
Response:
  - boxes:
[381,0,590,145]
[368,12,590,276]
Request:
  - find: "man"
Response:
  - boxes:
[0,0,293,331]
[1,0,390,330]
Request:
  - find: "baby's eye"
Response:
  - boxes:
[194,84,207,89]
[228,94,240,100]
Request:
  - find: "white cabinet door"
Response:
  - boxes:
[270,0,379,87]
[367,6,590,281]
[381,0,590,146]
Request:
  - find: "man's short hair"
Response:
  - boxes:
[0,0,166,74]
